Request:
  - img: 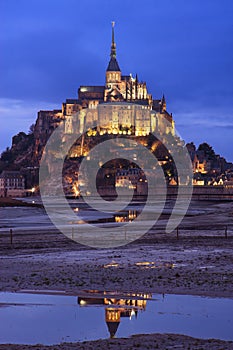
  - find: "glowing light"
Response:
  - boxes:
[80,87,87,92]
[73,182,80,197]
[135,261,153,266]
[130,309,136,320]
[104,262,119,268]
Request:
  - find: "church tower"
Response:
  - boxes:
[106,22,121,87]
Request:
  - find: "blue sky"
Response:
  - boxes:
[1,0,233,161]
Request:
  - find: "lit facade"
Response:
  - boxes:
[33,23,175,161]
[62,23,175,137]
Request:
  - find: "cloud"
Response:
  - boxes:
[173,107,233,162]
[0,0,233,162]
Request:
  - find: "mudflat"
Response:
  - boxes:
[0,199,233,349]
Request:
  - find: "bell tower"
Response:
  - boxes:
[106,22,121,86]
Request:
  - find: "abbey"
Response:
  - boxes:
[34,23,174,158]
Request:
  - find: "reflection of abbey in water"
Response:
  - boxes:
[78,291,152,338]
[115,209,138,223]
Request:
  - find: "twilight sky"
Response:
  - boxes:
[1,0,233,161]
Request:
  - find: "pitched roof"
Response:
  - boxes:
[106,57,121,72]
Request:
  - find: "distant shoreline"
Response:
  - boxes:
[0,197,43,208]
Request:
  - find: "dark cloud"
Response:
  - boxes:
[1,0,233,160]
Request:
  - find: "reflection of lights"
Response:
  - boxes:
[115,210,137,223]
[130,309,136,320]
[32,200,35,204]
[115,216,127,223]
[31,187,35,193]
[104,262,119,268]
[128,210,137,220]
[73,182,80,197]
[135,261,173,269]
[135,261,153,266]
[74,207,79,212]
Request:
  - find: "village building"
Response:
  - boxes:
[0,170,25,197]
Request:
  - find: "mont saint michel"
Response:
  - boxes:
[1,3,233,349]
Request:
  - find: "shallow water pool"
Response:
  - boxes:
[0,290,232,345]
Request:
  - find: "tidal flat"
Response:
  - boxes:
[0,199,233,349]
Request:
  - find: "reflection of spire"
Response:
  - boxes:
[106,321,120,338]
[105,308,120,338]
[77,291,153,339]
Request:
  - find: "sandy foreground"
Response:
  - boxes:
[0,200,233,349]
[0,334,233,350]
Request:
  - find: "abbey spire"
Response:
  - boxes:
[106,22,121,72]
[110,21,116,59]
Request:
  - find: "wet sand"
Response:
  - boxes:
[0,200,233,349]
[0,333,233,350]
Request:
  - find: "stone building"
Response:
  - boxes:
[33,23,175,159]
[0,170,25,197]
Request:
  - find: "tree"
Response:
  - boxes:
[28,124,35,134]
[1,147,14,162]
[198,143,216,160]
